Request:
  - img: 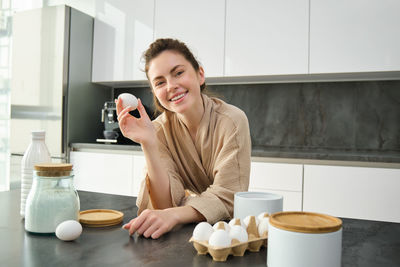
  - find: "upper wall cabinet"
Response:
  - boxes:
[154,0,225,77]
[309,0,400,73]
[92,0,154,82]
[225,0,309,76]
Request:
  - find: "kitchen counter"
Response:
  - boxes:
[71,143,400,168]
[1,189,400,266]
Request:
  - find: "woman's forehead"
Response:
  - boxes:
[148,50,189,77]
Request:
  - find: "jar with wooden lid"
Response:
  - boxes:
[267,211,342,267]
[25,163,80,234]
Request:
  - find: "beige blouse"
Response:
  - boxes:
[136,94,251,223]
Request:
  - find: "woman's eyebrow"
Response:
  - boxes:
[152,65,184,83]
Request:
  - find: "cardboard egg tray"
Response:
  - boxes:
[189,216,268,261]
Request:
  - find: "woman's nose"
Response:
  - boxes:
[166,79,177,92]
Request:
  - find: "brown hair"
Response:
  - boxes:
[142,38,208,114]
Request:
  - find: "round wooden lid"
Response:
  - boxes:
[269,211,342,233]
[79,209,124,227]
[34,163,73,171]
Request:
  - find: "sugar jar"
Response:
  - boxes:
[25,163,80,234]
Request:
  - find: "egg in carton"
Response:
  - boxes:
[189,213,269,261]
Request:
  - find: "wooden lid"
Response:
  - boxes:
[79,209,124,227]
[34,163,73,171]
[34,163,73,177]
[269,211,342,233]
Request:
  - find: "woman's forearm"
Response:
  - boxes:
[169,205,206,225]
[141,140,173,209]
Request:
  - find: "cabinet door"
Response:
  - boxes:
[309,0,400,73]
[70,151,134,196]
[250,162,303,191]
[132,154,146,197]
[249,162,303,211]
[92,0,154,82]
[303,165,400,223]
[154,0,225,77]
[225,0,309,76]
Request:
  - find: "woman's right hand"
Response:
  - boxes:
[115,98,156,146]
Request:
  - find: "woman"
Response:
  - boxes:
[117,38,251,239]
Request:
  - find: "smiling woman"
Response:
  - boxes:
[116,38,251,239]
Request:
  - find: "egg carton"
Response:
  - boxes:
[189,215,268,262]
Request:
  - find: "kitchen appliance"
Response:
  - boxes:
[98,101,119,143]
[98,100,155,144]
[10,5,109,162]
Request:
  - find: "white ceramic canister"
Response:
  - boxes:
[234,192,283,220]
[20,131,51,217]
[267,211,342,267]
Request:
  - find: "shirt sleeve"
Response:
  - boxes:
[182,112,251,223]
[136,124,187,215]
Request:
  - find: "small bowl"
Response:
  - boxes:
[234,192,283,219]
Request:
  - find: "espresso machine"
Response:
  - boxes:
[98,100,154,144]
[99,101,120,143]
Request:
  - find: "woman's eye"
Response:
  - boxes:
[176,71,184,76]
[155,81,164,87]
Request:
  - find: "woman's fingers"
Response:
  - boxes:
[151,225,167,239]
[115,98,123,115]
[137,99,151,120]
[143,222,161,238]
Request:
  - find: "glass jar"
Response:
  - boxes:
[25,163,80,234]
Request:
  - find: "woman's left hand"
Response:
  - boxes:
[122,209,178,239]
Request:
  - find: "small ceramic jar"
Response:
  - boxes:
[267,211,342,267]
[25,163,80,233]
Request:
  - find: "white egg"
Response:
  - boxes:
[55,220,82,241]
[118,93,138,110]
[212,221,230,232]
[228,218,246,229]
[192,222,214,241]
[257,212,269,221]
[229,225,248,243]
[209,230,232,247]
[243,215,260,229]
[258,217,269,237]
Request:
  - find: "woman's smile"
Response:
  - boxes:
[169,91,187,103]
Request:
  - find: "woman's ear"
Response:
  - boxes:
[198,66,205,87]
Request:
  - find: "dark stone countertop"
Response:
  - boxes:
[2,189,399,267]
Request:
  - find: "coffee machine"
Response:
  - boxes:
[100,101,120,143]
[98,101,154,144]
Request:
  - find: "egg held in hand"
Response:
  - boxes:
[55,220,82,241]
[118,93,138,110]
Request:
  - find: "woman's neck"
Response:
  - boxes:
[177,96,205,142]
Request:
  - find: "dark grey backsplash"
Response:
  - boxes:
[116,80,400,161]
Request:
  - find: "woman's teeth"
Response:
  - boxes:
[171,93,185,101]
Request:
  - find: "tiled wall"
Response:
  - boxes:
[116,80,400,155]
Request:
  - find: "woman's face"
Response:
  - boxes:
[147,50,205,115]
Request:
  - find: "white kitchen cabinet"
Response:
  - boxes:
[309,0,400,73]
[132,154,146,197]
[92,0,154,82]
[154,0,225,77]
[225,0,309,76]
[70,151,146,197]
[249,161,303,211]
[303,165,400,223]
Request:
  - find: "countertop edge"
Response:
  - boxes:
[70,143,400,169]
